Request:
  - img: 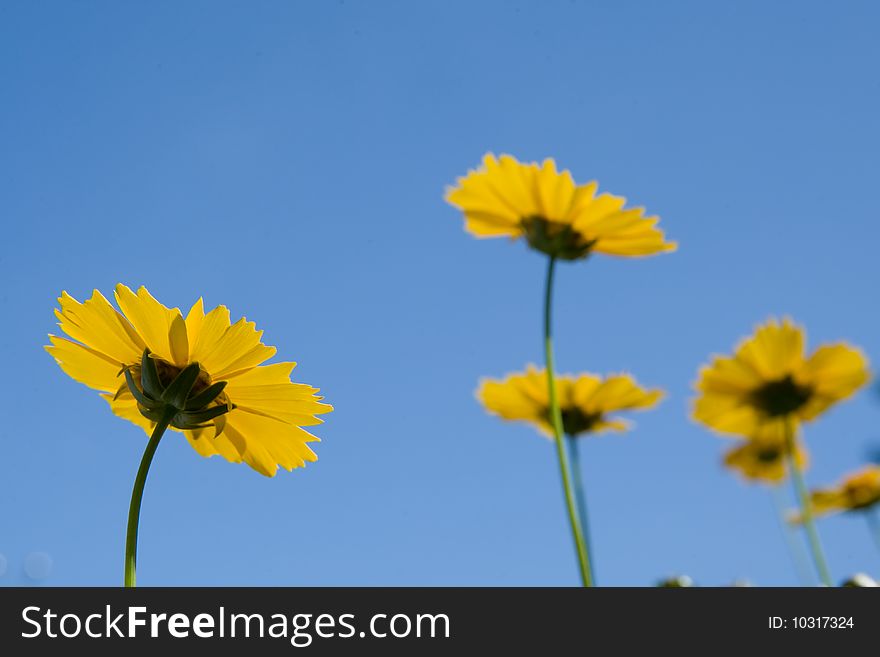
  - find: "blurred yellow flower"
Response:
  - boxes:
[693,317,869,439]
[477,365,663,438]
[46,285,332,477]
[445,153,676,259]
[723,435,809,484]
[807,466,880,517]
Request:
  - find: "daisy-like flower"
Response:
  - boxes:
[445,153,676,260]
[806,466,880,518]
[46,285,332,477]
[477,365,663,438]
[723,435,808,484]
[694,318,868,587]
[693,318,869,440]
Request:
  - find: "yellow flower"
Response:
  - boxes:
[723,433,809,484]
[46,285,332,477]
[445,153,676,259]
[693,317,869,439]
[476,365,663,438]
[808,466,880,517]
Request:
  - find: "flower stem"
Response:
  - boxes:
[124,407,175,587]
[567,434,596,582]
[543,255,594,587]
[783,419,832,586]
[769,484,813,586]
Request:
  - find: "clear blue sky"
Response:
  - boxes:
[2,1,879,586]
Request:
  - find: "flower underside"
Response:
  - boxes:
[558,407,603,436]
[522,216,597,261]
[122,349,233,431]
[749,375,813,418]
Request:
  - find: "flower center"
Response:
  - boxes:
[557,407,603,436]
[755,446,782,463]
[750,375,812,417]
[147,358,214,398]
[845,483,880,510]
[521,216,596,261]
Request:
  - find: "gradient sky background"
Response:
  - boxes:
[2,1,879,587]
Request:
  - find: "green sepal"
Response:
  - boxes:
[138,404,170,423]
[161,362,201,409]
[521,216,596,261]
[140,350,165,400]
[124,368,162,410]
[184,381,228,411]
[174,403,233,428]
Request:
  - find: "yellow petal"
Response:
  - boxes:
[582,374,663,413]
[193,316,276,379]
[229,382,333,426]
[184,426,246,463]
[461,211,523,238]
[223,411,319,477]
[114,284,184,364]
[692,392,762,437]
[696,355,763,395]
[184,298,205,355]
[534,158,577,222]
[799,343,869,402]
[735,317,805,380]
[189,304,232,364]
[168,314,189,367]
[55,290,144,365]
[46,335,125,392]
[224,361,298,385]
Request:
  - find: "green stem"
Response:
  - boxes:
[567,434,596,581]
[124,407,174,587]
[769,484,813,586]
[783,419,832,586]
[543,256,594,587]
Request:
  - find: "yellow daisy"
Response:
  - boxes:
[723,434,809,484]
[445,153,677,259]
[807,466,880,517]
[46,284,332,477]
[476,365,663,438]
[693,317,869,439]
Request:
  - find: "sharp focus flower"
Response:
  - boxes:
[807,465,880,517]
[46,285,332,477]
[723,434,809,484]
[445,153,676,260]
[692,317,869,439]
[476,365,663,438]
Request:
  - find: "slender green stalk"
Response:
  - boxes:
[783,418,832,586]
[124,407,175,587]
[769,484,813,586]
[866,509,880,554]
[543,256,594,587]
[567,434,595,581]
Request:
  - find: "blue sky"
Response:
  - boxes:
[2,0,879,586]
